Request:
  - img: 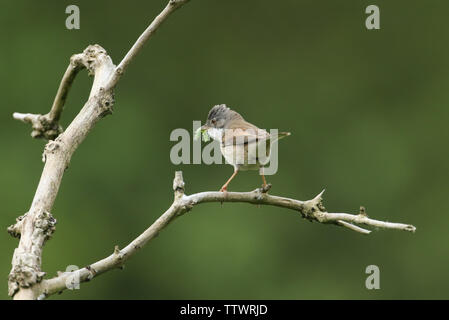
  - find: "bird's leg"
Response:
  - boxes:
[259,168,271,193]
[220,170,239,192]
[260,167,268,188]
[261,174,268,188]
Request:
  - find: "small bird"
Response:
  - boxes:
[199,104,290,192]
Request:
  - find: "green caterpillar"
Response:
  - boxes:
[194,127,210,142]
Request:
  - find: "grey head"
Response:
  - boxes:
[204,104,243,129]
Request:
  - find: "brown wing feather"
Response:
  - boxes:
[222,120,270,146]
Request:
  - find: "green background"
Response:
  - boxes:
[1,0,448,299]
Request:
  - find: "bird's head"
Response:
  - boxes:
[201,104,243,131]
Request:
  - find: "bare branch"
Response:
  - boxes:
[181,190,415,233]
[35,171,415,299]
[12,112,63,140]
[106,0,190,89]
[12,0,189,141]
[337,220,371,234]
[8,44,115,299]
[48,61,83,122]
[8,0,190,300]
[12,45,113,140]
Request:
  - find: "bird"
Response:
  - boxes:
[199,104,290,192]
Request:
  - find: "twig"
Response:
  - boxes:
[337,220,371,234]
[106,0,190,90]
[11,46,110,140]
[48,62,83,122]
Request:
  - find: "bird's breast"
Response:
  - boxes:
[220,140,271,170]
[206,128,224,142]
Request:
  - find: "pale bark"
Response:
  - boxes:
[9,0,190,300]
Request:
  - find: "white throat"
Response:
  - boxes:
[207,127,224,142]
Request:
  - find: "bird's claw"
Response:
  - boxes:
[260,183,272,193]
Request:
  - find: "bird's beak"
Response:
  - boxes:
[200,124,209,131]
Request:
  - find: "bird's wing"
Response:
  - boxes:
[222,122,270,146]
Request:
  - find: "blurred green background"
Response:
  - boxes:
[1,0,448,299]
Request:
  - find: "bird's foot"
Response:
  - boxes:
[220,186,228,193]
[260,183,272,193]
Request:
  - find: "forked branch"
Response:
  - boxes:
[8,0,190,300]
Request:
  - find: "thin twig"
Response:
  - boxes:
[48,62,83,122]
[106,0,190,90]
[337,220,371,234]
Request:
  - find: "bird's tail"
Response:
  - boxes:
[278,132,291,140]
[269,131,291,143]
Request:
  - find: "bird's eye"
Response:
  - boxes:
[211,119,216,125]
